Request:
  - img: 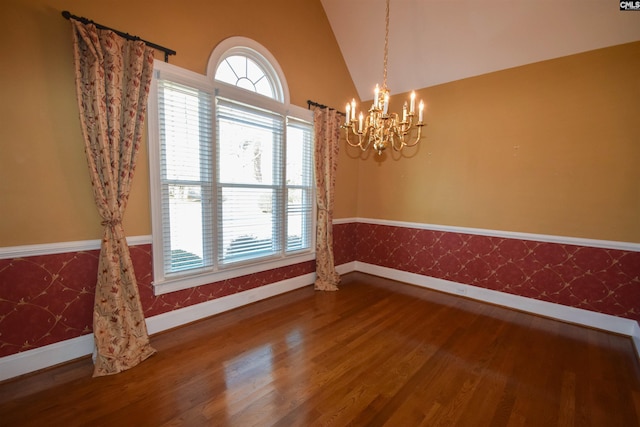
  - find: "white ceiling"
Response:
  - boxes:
[320,0,640,101]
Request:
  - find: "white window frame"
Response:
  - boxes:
[148,38,315,295]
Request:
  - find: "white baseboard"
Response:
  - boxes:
[0,273,315,382]
[335,261,356,276]
[146,272,315,334]
[632,322,640,359]
[3,263,638,382]
[0,334,95,382]
[349,261,640,357]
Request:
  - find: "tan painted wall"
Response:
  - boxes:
[0,0,359,246]
[2,0,637,246]
[351,42,640,243]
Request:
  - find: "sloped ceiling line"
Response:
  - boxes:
[320,0,640,100]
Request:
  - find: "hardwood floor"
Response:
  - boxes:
[1,272,639,426]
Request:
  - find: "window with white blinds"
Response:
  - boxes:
[147,43,315,295]
[286,118,314,253]
[216,98,284,264]
[158,80,214,274]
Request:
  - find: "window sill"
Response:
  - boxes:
[152,251,315,295]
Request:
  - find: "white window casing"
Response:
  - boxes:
[147,39,314,295]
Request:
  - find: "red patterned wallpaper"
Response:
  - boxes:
[353,223,640,322]
[0,246,314,358]
[333,222,357,266]
[0,251,97,357]
[1,221,639,359]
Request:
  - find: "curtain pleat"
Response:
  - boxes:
[71,21,156,376]
[313,108,341,291]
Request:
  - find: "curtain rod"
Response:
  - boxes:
[62,11,176,62]
[307,100,345,116]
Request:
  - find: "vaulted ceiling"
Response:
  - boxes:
[320,0,640,101]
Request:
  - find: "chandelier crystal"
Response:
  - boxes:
[343,0,425,155]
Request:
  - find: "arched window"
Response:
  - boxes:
[147,38,314,294]
[209,37,287,103]
[215,52,277,99]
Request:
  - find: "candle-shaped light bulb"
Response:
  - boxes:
[351,99,356,121]
[358,112,364,133]
[402,102,407,122]
[410,91,416,114]
[383,93,389,115]
[345,103,351,125]
[374,84,380,109]
[418,101,424,122]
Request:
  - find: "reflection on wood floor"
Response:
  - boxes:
[1,272,639,426]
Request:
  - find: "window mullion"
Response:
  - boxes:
[273,114,282,257]
[201,90,215,272]
[281,117,289,256]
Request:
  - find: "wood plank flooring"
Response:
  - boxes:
[1,272,639,426]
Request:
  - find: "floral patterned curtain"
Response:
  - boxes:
[71,21,156,376]
[314,108,341,291]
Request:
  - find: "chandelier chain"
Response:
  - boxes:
[341,0,426,155]
[383,0,390,89]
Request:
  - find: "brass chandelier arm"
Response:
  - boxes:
[342,109,424,154]
[390,123,423,151]
[344,122,373,152]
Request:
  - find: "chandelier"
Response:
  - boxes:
[343,0,425,155]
